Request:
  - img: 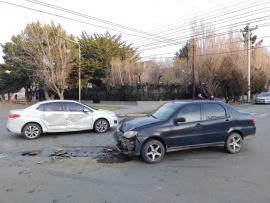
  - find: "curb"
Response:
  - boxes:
[117,113,147,117]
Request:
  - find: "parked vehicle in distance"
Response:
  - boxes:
[255,92,270,104]
[113,101,256,164]
[7,100,118,139]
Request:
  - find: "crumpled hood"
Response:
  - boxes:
[119,116,161,132]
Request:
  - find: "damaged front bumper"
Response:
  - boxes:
[113,131,142,156]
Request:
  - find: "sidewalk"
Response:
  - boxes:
[81,102,161,117]
[0,100,161,117]
[1,99,254,118]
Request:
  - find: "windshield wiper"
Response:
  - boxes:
[149,114,157,119]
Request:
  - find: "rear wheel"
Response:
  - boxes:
[94,119,109,133]
[22,123,42,140]
[224,133,243,153]
[141,140,165,164]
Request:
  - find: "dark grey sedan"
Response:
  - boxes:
[113,101,256,164]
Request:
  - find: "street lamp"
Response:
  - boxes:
[59,36,81,102]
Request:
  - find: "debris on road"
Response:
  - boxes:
[19,146,134,164]
[21,151,39,156]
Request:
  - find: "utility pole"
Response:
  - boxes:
[241,23,258,103]
[192,45,195,100]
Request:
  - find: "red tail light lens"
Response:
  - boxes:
[251,115,255,124]
[9,114,20,119]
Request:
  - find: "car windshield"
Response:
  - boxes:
[149,103,181,120]
[87,105,98,110]
[258,93,270,97]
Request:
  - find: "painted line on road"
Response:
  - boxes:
[255,113,269,118]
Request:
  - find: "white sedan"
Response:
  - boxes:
[255,92,270,104]
[7,100,118,139]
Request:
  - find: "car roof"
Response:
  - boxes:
[167,100,238,113]
[169,100,223,104]
[36,100,79,104]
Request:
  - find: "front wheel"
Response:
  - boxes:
[22,123,42,140]
[224,133,243,154]
[141,140,165,164]
[94,119,109,133]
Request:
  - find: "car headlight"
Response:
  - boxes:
[108,113,117,117]
[123,131,138,139]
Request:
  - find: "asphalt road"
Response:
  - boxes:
[0,103,270,203]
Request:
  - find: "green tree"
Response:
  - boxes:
[78,31,139,88]
[0,63,29,100]
[0,42,33,101]
[175,42,189,59]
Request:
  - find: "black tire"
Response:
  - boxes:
[22,123,42,140]
[94,119,109,133]
[141,140,165,164]
[224,133,243,154]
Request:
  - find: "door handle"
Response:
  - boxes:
[195,123,201,127]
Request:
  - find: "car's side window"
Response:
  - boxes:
[64,102,85,112]
[42,102,64,111]
[177,104,201,122]
[36,104,44,111]
[204,103,226,120]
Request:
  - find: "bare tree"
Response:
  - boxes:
[11,21,77,100]
[110,58,139,87]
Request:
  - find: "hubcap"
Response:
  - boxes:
[96,120,108,132]
[25,126,39,138]
[147,144,162,161]
[229,136,241,152]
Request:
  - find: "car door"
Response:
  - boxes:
[203,103,233,143]
[170,103,205,147]
[35,102,67,131]
[63,102,93,130]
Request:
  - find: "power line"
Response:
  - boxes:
[138,22,270,52]
[139,0,258,33]
[140,35,270,58]
[134,8,270,46]
[132,0,269,42]
[4,0,268,48]
[141,44,270,59]
[22,0,270,52]
[1,0,269,56]
[137,19,270,52]
[0,1,166,41]
[24,0,180,44]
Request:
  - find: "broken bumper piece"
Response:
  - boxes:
[113,131,141,156]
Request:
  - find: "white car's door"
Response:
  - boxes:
[63,102,93,130]
[35,102,67,131]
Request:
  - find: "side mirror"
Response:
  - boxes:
[83,108,89,113]
[174,117,186,124]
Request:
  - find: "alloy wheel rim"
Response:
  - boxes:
[25,126,39,138]
[96,121,107,132]
[229,136,242,152]
[146,144,162,161]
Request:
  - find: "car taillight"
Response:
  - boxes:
[251,115,255,124]
[9,114,20,119]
